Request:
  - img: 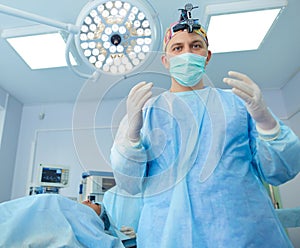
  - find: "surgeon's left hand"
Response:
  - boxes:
[223,71,278,132]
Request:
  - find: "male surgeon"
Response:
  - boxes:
[110,4,300,247]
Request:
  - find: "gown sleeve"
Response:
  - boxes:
[110,114,148,195]
[250,114,300,185]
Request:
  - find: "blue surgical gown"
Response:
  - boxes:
[111,87,300,248]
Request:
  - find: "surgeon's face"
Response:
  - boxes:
[162,31,211,69]
[82,200,101,215]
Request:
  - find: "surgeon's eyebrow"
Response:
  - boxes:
[191,38,206,47]
[170,42,183,49]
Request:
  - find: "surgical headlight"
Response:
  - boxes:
[173,3,201,33]
[163,3,208,51]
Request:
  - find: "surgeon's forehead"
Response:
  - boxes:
[167,31,207,49]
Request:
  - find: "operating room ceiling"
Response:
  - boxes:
[0,0,299,105]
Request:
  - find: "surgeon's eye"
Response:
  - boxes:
[192,43,203,49]
[172,46,182,52]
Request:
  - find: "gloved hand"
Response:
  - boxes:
[223,71,279,133]
[120,226,136,238]
[127,81,153,143]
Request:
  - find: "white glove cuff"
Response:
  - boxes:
[256,121,281,141]
[129,139,142,148]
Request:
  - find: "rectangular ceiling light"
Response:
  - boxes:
[6,32,77,70]
[205,0,287,53]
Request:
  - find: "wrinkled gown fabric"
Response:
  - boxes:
[111,87,300,248]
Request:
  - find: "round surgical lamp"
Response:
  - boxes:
[72,0,161,76]
[0,0,162,78]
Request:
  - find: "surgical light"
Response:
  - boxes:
[0,0,162,78]
[81,0,160,76]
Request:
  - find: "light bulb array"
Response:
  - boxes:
[78,0,153,74]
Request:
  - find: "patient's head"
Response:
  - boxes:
[82,199,101,215]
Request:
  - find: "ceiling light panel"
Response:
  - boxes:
[207,8,281,53]
[204,0,287,53]
[7,33,77,69]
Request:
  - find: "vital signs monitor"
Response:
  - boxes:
[38,164,70,188]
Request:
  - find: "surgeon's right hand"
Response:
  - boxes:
[126,81,153,143]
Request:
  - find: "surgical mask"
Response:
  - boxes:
[169,53,206,87]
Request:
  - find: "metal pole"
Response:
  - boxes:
[0,4,80,34]
[269,184,280,209]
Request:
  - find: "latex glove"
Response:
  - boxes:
[223,71,279,133]
[127,81,153,143]
[120,226,136,238]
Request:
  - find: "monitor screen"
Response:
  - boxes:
[102,177,116,191]
[38,164,69,187]
[41,167,62,183]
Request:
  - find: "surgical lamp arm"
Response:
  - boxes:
[0,4,80,34]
